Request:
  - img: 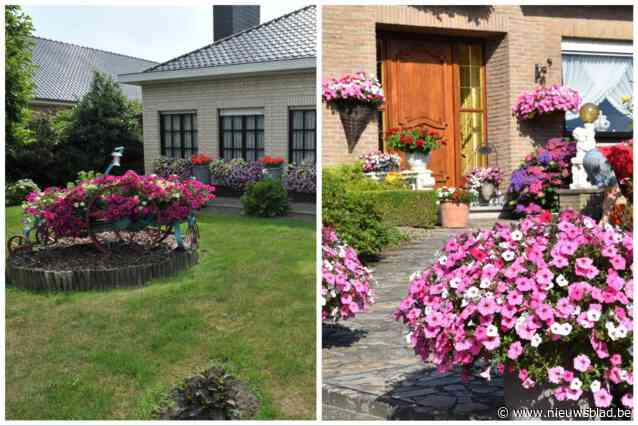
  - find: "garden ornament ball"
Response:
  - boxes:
[579,102,600,123]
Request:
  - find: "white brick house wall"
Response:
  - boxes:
[139,70,316,172]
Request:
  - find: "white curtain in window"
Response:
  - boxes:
[562,54,633,120]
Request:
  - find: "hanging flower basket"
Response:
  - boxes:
[338,105,377,153]
[322,72,384,153]
[512,85,581,121]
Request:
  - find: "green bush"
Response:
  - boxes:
[323,166,398,257]
[241,179,289,217]
[6,178,39,206]
[361,190,438,228]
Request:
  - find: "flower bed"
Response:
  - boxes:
[322,72,384,109]
[513,85,581,121]
[507,138,576,216]
[209,159,264,193]
[151,157,193,181]
[322,227,375,321]
[284,163,316,195]
[23,171,215,239]
[601,140,633,199]
[395,210,632,409]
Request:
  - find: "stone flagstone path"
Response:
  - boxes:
[323,224,507,420]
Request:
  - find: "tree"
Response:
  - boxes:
[56,71,144,179]
[5,5,36,151]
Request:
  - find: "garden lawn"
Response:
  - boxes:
[5,207,315,420]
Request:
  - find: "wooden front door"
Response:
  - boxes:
[382,36,458,186]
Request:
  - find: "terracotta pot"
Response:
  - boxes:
[405,151,431,172]
[440,201,469,228]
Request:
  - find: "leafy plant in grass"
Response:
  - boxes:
[241,179,289,217]
[158,366,259,420]
[6,179,39,206]
[322,165,397,257]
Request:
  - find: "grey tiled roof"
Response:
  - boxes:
[31,37,157,103]
[144,5,315,74]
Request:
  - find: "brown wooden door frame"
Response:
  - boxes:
[378,31,488,186]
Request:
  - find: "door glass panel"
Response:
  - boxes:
[459,111,486,175]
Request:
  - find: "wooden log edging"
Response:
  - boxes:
[6,250,198,292]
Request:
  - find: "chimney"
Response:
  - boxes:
[213,5,260,41]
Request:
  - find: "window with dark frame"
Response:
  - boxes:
[289,109,316,164]
[220,114,265,161]
[160,112,198,158]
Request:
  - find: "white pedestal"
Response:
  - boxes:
[400,169,435,190]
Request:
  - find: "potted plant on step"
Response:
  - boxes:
[259,156,285,181]
[360,151,400,181]
[436,186,474,228]
[191,154,212,184]
[465,167,503,205]
[322,72,385,152]
[396,211,633,419]
[386,127,445,172]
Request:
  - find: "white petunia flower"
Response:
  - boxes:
[587,310,601,322]
[486,325,498,337]
[531,334,542,347]
[570,378,583,390]
[502,250,515,261]
[590,380,601,393]
[556,274,569,287]
[511,230,523,241]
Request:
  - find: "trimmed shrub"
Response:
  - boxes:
[6,178,40,206]
[361,190,437,228]
[241,179,289,217]
[323,166,397,257]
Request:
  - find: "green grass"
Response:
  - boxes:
[5,207,316,420]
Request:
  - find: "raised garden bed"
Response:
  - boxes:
[6,239,197,292]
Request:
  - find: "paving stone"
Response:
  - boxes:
[323,223,508,420]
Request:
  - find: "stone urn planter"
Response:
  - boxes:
[479,182,496,204]
[440,202,469,228]
[191,165,211,185]
[504,370,595,420]
[406,151,431,172]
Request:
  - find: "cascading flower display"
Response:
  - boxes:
[23,171,215,238]
[322,72,384,108]
[507,138,576,216]
[284,163,316,194]
[395,210,632,409]
[513,85,581,121]
[322,227,375,321]
[360,151,401,173]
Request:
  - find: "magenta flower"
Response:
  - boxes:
[573,355,591,372]
[594,388,613,408]
[507,341,523,360]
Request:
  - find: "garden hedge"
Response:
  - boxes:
[359,189,438,228]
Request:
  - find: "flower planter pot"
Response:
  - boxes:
[191,165,210,184]
[263,165,284,181]
[364,171,388,182]
[504,370,595,420]
[479,182,496,204]
[338,104,377,153]
[406,151,431,172]
[440,201,469,228]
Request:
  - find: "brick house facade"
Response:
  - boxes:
[322,5,632,189]
[120,6,316,172]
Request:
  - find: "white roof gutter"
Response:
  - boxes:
[118,58,316,85]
